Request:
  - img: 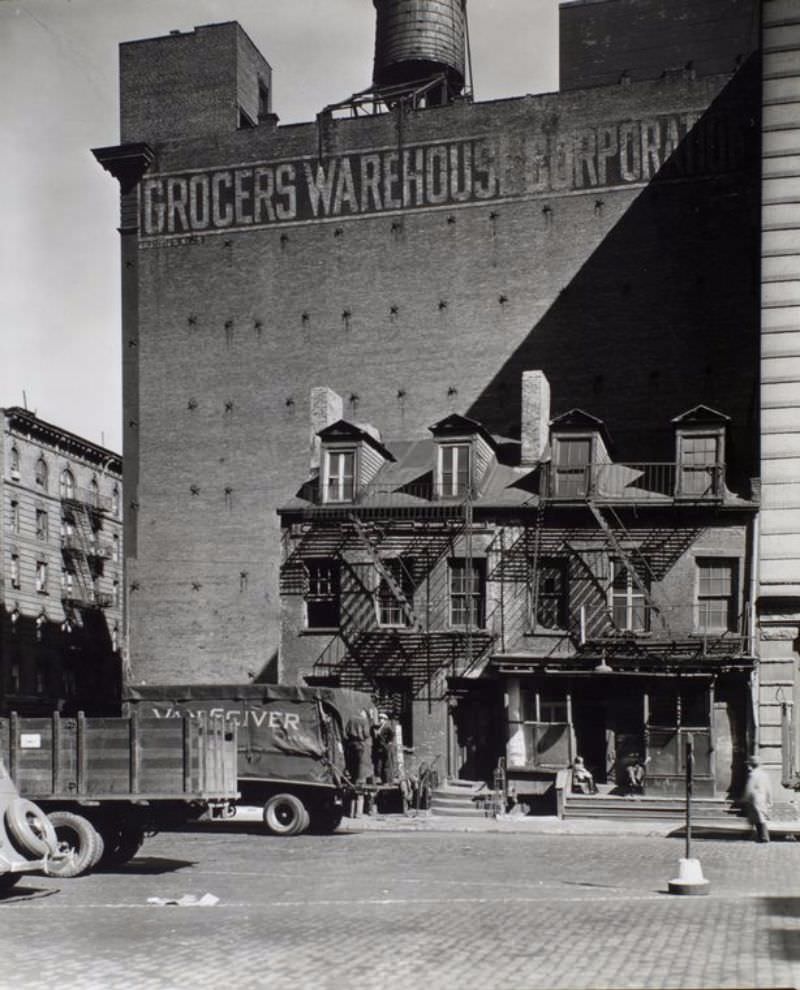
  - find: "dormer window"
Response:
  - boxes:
[673,406,729,499]
[549,410,611,499]
[439,443,471,497]
[317,420,395,505]
[429,414,497,501]
[552,436,592,497]
[325,449,356,503]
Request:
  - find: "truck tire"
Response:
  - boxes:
[45,812,99,878]
[0,873,21,893]
[98,824,145,867]
[5,799,59,858]
[310,806,344,834]
[263,793,309,836]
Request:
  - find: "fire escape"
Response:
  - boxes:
[60,485,113,613]
[282,482,495,704]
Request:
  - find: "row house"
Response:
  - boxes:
[278,375,758,812]
[1,408,123,714]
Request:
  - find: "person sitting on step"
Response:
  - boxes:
[571,755,597,794]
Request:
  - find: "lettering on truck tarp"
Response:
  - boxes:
[150,707,300,730]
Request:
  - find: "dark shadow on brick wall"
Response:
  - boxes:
[468,56,761,497]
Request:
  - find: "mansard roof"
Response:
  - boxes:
[671,405,731,426]
[549,408,612,447]
[317,419,396,461]
[428,413,499,451]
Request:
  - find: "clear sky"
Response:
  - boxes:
[1,0,559,452]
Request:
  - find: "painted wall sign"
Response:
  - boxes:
[140,110,747,238]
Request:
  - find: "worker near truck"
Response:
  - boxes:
[372,712,395,784]
[344,709,372,785]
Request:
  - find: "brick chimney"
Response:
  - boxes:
[521,370,551,465]
[310,387,343,471]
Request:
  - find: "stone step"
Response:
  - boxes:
[564,796,741,821]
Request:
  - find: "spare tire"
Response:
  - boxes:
[5,799,59,858]
[45,812,99,878]
[263,793,308,836]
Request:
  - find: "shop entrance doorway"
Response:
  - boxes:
[572,693,645,787]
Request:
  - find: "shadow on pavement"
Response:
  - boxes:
[764,900,800,962]
[97,857,196,876]
[0,885,59,903]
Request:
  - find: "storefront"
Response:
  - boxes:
[492,655,754,805]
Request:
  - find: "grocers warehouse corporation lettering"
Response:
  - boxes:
[141,110,745,237]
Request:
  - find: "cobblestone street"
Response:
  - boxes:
[2,818,800,989]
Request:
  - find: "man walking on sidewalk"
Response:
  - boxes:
[744,755,773,843]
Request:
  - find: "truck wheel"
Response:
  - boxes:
[263,794,308,836]
[0,873,21,893]
[44,812,99,878]
[310,806,344,834]
[98,825,145,867]
[5,799,59,858]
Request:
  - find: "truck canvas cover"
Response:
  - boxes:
[124,684,374,787]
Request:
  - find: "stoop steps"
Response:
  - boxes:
[430,779,500,818]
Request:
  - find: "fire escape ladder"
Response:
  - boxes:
[348,514,421,630]
[587,500,671,637]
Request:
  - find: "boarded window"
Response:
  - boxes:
[553,437,591,496]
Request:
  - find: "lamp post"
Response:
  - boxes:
[668,732,710,895]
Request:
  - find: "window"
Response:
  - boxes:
[112,484,120,517]
[377,559,414,627]
[9,662,20,695]
[10,446,19,479]
[449,559,486,628]
[649,686,709,728]
[36,509,48,541]
[35,560,48,593]
[35,457,48,490]
[305,558,341,628]
[10,499,19,534]
[533,558,568,629]
[679,434,721,497]
[89,477,99,508]
[113,577,120,608]
[325,451,355,503]
[439,444,471,497]
[610,561,649,632]
[697,558,737,633]
[553,437,592,497]
[112,533,120,562]
[61,568,74,596]
[60,468,75,499]
[10,554,20,589]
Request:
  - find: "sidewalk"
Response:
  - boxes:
[230,805,773,838]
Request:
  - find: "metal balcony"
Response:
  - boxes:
[545,462,725,502]
[59,486,113,512]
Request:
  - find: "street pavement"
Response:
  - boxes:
[2,813,799,990]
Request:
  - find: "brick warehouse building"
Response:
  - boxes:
[92,2,800,796]
[1,409,123,714]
